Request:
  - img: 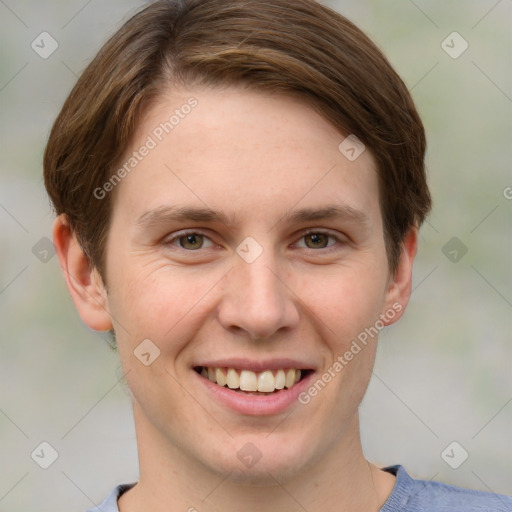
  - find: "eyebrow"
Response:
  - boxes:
[282,205,369,227]
[136,204,369,230]
[136,206,236,229]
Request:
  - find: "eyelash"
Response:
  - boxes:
[164,229,345,253]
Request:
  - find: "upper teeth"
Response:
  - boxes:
[199,367,301,392]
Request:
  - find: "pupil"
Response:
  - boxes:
[308,233,326,248]
[182,234,202,249]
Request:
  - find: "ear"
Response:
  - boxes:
[381,226,418,326]
[52,214,113,331]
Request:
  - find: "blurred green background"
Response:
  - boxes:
[0,1,510,510]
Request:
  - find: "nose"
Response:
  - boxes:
[217,248,300,341]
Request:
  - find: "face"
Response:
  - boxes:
[60,86,415,484]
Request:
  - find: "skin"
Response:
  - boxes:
[54,86,418,512]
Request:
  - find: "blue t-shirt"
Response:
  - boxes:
[86,465,512,511]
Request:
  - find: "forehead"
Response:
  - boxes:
[110,86,381,229]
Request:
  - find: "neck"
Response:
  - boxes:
[119,405,395,512]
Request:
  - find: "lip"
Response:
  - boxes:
[195,358,315,373]
[193,367,315,416]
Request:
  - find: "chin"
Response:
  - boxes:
[200,434,315,485]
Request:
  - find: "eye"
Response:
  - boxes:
[164,229,345,253]
[296,230,340,250]
[165,231,215,251]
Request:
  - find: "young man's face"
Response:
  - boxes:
[58,87,415,484]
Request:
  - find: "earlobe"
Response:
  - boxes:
[381,227,418,327]
[53,214,113,332]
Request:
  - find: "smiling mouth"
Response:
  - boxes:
[194,366,312,394]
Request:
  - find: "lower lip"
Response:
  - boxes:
[194,370,314,416]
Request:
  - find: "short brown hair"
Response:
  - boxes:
[44,0,431,279]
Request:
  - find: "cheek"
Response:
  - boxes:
[107,263,222,354]
[300,263,389,346]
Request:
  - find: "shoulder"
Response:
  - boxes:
[85,483,135,512]
[382,465,512,512]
